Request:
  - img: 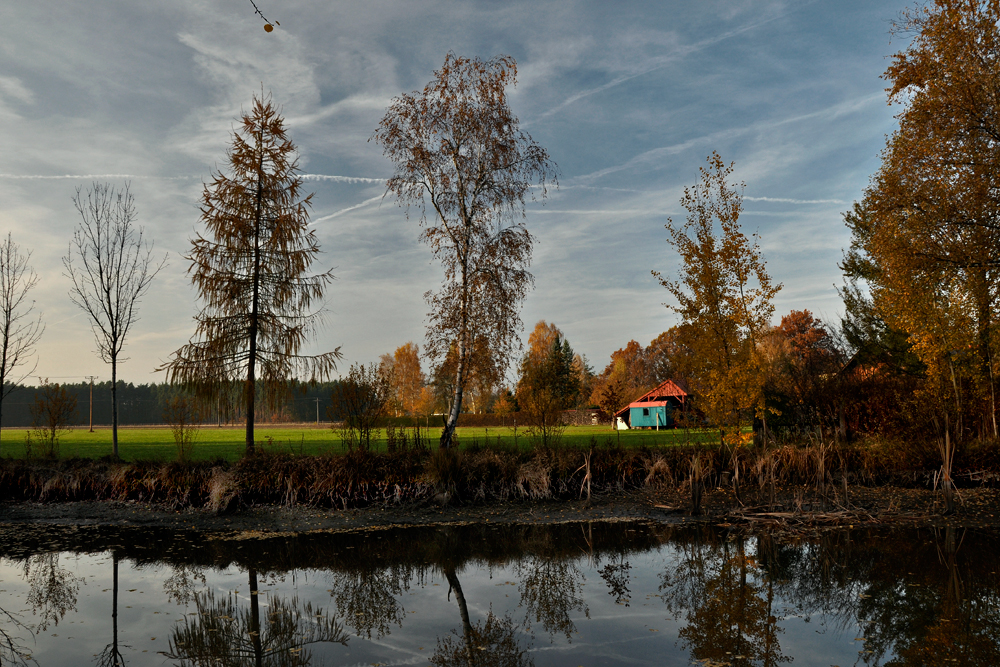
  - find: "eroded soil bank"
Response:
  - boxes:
[2,484,999,543]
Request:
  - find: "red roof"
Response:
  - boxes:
[627,400,671,408]
[614,379,689,418]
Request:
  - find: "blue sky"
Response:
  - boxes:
[0,0,906,384]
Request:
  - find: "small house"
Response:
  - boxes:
[614,379,689,430]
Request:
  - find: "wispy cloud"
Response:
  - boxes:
[744,196,846,204]
[0,173,199,180]
[531,7,796,123]
[573,92,884,184]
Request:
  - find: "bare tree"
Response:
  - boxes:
[330,363,393,452]
[27,380,78,458]
[64,182,165,458]
[372,53,557,449]
[0,233,43,446]
[162,93,341,454]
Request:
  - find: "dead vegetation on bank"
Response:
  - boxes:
[0,436,998,516]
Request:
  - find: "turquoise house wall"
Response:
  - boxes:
[629,404,673,428]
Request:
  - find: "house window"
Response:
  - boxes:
[642,408,649,416]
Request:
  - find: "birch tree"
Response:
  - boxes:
[372,53,557,449]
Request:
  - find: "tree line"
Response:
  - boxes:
[0,381,343,429]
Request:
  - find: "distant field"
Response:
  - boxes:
[0,423,722,461]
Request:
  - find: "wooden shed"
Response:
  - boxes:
[614,379,689,430]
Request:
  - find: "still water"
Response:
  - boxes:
[0,521,996,666]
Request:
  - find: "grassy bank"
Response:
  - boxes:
[0,424,722,461]
[1,434,998,514]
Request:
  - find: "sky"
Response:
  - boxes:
[0,0,908,386]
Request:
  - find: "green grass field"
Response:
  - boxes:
[0,423,723,461]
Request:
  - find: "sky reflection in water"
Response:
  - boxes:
[0,522,996,666]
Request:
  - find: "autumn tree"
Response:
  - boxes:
[654,152,780,445]
[588,340,652,410]
[389,342,424,417]
[163,93,341,453]
[431,337,501,416]
[758,310,845,435]
[596,376,628,430]
[838,202,927,437]
[0,233,43,447]
[64,182,164,458]
[855,0,1000,439]
[647,325,697,386]
[516,321,579,444]
[247,0,279,32]
[372,53,557,449]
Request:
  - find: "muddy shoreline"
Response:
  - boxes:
[2,485,999,541]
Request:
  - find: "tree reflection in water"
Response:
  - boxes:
[0,603,34,666]
[165,568,348,666]
[597,552,632,607]
[849,526,1000,665]
[5,522,1000,665]
[23,553,80,633]
[327,563,414,639]
[661,533,788,667]
[94,552,127,667]
[516,556,588,639]
[436,564,533,667]
[163,564,207,606]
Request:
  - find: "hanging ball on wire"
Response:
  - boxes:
[264,23,274,32]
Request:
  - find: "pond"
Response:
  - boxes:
[0,520,996,666]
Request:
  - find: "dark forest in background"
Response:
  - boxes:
[0,381,342,428]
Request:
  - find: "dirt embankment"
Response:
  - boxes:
[3,484,999,539]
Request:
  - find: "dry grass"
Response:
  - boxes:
[0,435,996,512]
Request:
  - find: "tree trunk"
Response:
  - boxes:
[111,358,118,458]
[444,566,476,662]
[246,136,265,454]
[440,256,470,450]
[249,569,263,667]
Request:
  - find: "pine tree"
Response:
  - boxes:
[163,93,341,453]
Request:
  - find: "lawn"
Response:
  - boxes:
[0,423,723,461]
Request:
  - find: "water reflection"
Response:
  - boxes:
[94,552,126,667]
[23,553,80,633]
[165,568,348,666]
[0,604,33,666]
[661,534,787,666]
[0,522,997,666]
[327,562,413,639]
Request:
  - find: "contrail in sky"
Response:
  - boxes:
[1,173,384,183]
[0,173,197,180]
[311,195,384,224]
[744,196,846,204]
